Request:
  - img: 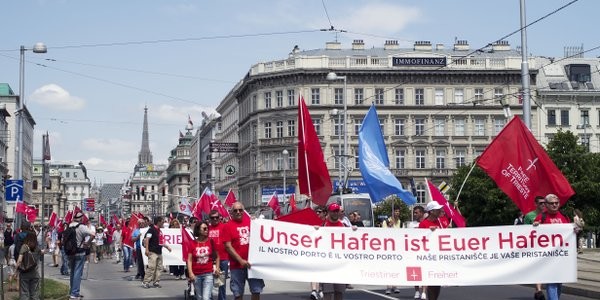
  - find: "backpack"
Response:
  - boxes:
[13,232,26,261]
[18,245,37,273]
[62,224,81,256]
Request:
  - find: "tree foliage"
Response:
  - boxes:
[372,195,411,226]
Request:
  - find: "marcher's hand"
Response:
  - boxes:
[145,250,149,256]
[429,226,437,231]
[532,222,540,227]
[314,226,320,230]
[189,274,196,281]
[168,246,172,252]
[240,259,251,269]
[351,225,358,231]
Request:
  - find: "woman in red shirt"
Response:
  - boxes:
[187,221,220,300]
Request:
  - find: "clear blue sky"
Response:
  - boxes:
[0,0,596,184]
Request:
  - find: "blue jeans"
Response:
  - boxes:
[546,283,562,300]
[217,260,229,300]
[68,253,86,297]
[230,268,264,298]
[122,246,132,271]
[193,273,214,300]
[60,249,70,275]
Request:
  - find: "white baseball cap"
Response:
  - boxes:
[425,201,443,212]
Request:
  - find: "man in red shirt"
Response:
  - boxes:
[418,201,446,300]
[533,194,572,300]
[224,202,264,300]
[321,203,346,300]
[208,210,229,300]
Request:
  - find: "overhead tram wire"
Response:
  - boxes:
[320,0,334,30]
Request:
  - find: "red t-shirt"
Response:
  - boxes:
[223,217,251,270]
[418,218,447,229]
[189,239,213,275]
[208,222,229,261]
[323,219,344,227]
[438,216,450,228]
[534,211,570,224]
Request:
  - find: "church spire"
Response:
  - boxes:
[138,106,153,166]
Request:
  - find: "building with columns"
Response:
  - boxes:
[164,125,193,214]
[211,39,538,209]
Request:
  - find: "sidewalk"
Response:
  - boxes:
[563,248,600,299]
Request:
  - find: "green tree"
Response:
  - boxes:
[372,195,411,226]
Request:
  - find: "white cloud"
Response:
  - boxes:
[29,84,85,111]
[153,104,216,125]
[81,138,137,156]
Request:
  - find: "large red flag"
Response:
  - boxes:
[181,227,194,262]
[297,96,332,206]
[277,207,322,226]
[47,211,58,228]
[426,179,466,227]
[99,215,107,227]
[477,117,575,214]
[224,189,237,208]
[123,214,139,248]
[267,192,281,217]
[193,187,213,219]
[64,210,73,224]
[16,202,38,222]
[209,195,230,219]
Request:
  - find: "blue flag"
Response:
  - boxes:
[358,104,416,205]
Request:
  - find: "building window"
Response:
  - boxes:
[415,118,425,136]
[474,118,485,136]
[32,180,38,190]
[474,88,484,101]
[252,95,257,112]
[287,120,295,136]
[434,119,445,136]
[43,204,53,218]
[436,150,446,169]
[276,121,283,138]
[354,88,364,104]
[581,110,590,125]
[313,118,321,135]
[264,92,272,109]
[375,88,385,104]
[264,122,272,138]
[288,151,296,169]
[276,90,283,107]
[415,88,424,105]
[311,88,320,105]
[548,109,556,126]
[264,153,272,171]
[560,110,570,126]
[334,88,344,105]
[455,119,465,136]
[455,149,466,167]
[454,88,464,104]
[494,119,505,135]
[434,88,444,105]
[395,88,404,105]
[394,118,405,136]
[334,118,344,136]
[353,119,361,135]
[415,149,426,169]
[416,183,426,203]
[66,172,70,178]
[494,88,504,101]
[395,149,405,169]
[287,89,295,106]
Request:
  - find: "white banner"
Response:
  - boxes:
[248,219,577,286]
[140,228,188,266]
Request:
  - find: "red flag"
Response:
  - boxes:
[297,96,332,206]
[56,220,64,233]
[267,192,281,217]
[99,215,107,227]
[47,212,58,228]
[224,189,237,208]
[193,187,213,218]
[16,202,38,222]
[277,207,322,226]
[289,193,297,213]
[181,226,194,262]
[112,214,120,226]
[477,117,575,214]
[64,210,73,224]
[123,214,139,248]
[209,195,230,219]
[169,212,174,221]
[426,179,466,227]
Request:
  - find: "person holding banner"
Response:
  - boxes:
[187,220,220,300]
[132,218,147,280]
[224,202,265,300]
[418,201,447,300]
[142,216,172,289]
[524,195,547,300]
[533,194,573,300]
[321,202,352,300]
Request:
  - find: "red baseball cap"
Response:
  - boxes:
[327,203,341,212]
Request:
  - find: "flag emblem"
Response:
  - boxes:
[406,267,422,281]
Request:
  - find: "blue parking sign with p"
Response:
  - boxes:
[5,180,24,202]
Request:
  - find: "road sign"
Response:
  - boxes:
[5,180,24,202]
[225,165,236,175]
[209,142,238,153]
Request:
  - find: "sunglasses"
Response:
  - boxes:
[209,216,220,220]
[232,209,244,213]
[546,202,560,206]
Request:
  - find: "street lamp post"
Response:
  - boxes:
[282,149,289,200]
[16,43,47,227]
[327,72,347,195]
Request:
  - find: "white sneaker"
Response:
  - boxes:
[318,290,324,299]
[414,291,421,299]
[310,290,318,300]
[421,292,427,299]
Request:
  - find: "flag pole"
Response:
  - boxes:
[454,161,478,206]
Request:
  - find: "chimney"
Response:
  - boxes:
[384,40,399,50]
[414,41,432,51]
[352,39,365,50]
[326,41,342,50]
[491,40,510,51]
[435,44,445,51]
[453,40,469,51]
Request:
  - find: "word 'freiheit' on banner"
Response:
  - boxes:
[248,219,576,286]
